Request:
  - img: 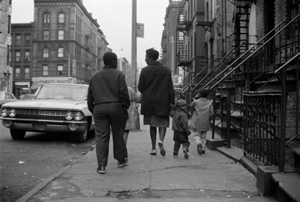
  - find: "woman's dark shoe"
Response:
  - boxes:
[197,144,203,155]
[158,141,166,156]
[149,149,157,155]
[97,166,106,174]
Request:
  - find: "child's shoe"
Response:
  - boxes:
[183,149,189,159]
[197,144,203,155]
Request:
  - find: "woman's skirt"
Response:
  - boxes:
[144,115,169,127]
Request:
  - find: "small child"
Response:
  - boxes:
[172,99,191,159]
[190,88,214,155]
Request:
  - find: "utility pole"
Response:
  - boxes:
[131,0,137,92]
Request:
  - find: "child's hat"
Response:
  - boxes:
[175,99,186,107]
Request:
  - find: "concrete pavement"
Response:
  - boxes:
[17,119,277,202]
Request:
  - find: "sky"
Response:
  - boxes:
[11,0,170,68]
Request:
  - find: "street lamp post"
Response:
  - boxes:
[132,0,137,92]
[169,36,175,76]
[67,52,71,78]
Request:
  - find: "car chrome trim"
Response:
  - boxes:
[0,117,87,124]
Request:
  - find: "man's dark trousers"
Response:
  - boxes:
[93,103,128,167]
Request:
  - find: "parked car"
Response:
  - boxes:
[0,83,94,142]
[20,94,36,100]
[0,91,18,108]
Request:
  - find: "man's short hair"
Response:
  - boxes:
[103,52,117,65]
[146,48,159,61]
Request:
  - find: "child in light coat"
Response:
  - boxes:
[190,89,214,155]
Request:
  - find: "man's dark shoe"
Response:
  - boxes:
[118,159,128,168]
[97,166,106,174]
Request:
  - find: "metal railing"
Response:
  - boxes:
[206,13,300,172]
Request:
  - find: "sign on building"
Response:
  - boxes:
[136,23,144,38]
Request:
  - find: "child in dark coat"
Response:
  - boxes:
[172,99,191,159]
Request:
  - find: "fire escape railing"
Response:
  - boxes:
[204,13,300,171]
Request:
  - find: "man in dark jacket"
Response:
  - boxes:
[87,52,130,174]
[138,48,175,156]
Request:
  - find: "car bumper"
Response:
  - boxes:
[1,117,88,133]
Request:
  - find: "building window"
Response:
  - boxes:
[57,65,64,76]
[58,30,64,40]
[16,35,21,45]
[58,13,65,24]
[6,45,10,65]
[25,34,30,44]
[43,48,49,58]
[43,13,50,24]
[24,67,30,79]
[43,30,50,40]
[15,51,21,62]
[42,65,48,76]
[58,48,64,57]
[8,15,11,34]
[25,51,30,61]
[15,67,20,78]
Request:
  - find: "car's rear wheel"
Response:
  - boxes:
[73,123,89,143]
[10,129,26,140]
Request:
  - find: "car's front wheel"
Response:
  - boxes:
[10,129,26,140]
[73,123,89,143]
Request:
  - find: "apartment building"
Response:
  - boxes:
[0,0,12,92]
[11,23,33,98]
[31,0,108,87]
[118,57,134,88]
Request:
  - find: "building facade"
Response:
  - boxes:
[162,0,300,191]
[0,0,12,92]
[118,57,133,88]
[31,0,108,88]
[11,23,34,98]
[161,0,181,75]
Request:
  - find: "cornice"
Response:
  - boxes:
[34,0,99,28]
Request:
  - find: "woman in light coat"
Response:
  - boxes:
[123,87,141,145]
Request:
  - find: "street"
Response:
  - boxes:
[0,124,95,202]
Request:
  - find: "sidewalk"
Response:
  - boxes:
[17,119,277,202]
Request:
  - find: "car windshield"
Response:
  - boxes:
[36,85,88,100]
[0,92,4,99]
